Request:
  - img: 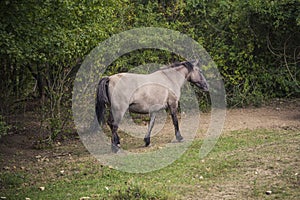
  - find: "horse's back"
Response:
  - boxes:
[108,72,175,114]
[108,72,151,104]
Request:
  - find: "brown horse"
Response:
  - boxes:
[96,60,209,152]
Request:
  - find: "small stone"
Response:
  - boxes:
[265,190,272,195]
[60,170,65,175]
[199,176,204,180]
[80,197,90,200]
[39,187,45,191]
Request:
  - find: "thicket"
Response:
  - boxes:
[0,0,299,140]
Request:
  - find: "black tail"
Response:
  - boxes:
[95,77,110,126]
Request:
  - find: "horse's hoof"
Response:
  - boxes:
[176,135,184,142]
[144,137,150,147]
[111,144,120,153]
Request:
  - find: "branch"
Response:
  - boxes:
[266,34,281,57]
[283,35,299,88]
[26,64,38,80]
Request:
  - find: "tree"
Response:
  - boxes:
[1,0,299,142]
[0,0,127,141]
[184,0,300,106]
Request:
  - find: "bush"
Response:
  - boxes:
[0,115,10,139]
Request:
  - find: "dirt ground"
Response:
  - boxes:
[202,99,300,132]
[1,99,299,167]
[0,99,299,195]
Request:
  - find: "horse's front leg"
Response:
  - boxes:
[144,112,156,147]
[169,104,183,142]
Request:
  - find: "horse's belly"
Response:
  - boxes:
[129,102,166,114]
[129,86,168,113]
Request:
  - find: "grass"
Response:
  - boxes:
[1,129,299,199]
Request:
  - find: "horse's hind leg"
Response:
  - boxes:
[144,112,156,147]
[111,125,120,152]
[107,110,114,130]
[107,110,121,153]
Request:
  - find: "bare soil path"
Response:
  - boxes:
[1,99,299,169]
[201,99,300,132]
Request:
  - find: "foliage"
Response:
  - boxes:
[0,0,299,138]
[0,0,127,140]
[184,0,300,106]
[0,115,10,139]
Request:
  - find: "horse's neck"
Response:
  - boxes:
[158,67,187,94]
[166,67,187,84]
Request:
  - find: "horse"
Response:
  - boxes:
[95,60,209,152]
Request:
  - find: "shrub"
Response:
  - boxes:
[0,115,10,139]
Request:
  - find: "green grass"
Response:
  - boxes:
[1,129,299,199]
[0,172,26,189]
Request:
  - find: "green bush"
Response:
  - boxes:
[1,0,299,127]
[0,115,10,139]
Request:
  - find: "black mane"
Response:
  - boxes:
[169,61,194,72]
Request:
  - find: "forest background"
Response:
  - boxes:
[0,0,299,140]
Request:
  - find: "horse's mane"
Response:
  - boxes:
[168,61,194,72]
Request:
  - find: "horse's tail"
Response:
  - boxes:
[95,77,110,126]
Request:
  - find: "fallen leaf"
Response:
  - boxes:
[265,190,272,195]
[79,197,90,200]
[39,187,45,191]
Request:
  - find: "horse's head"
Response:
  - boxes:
[187,60,209,92]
